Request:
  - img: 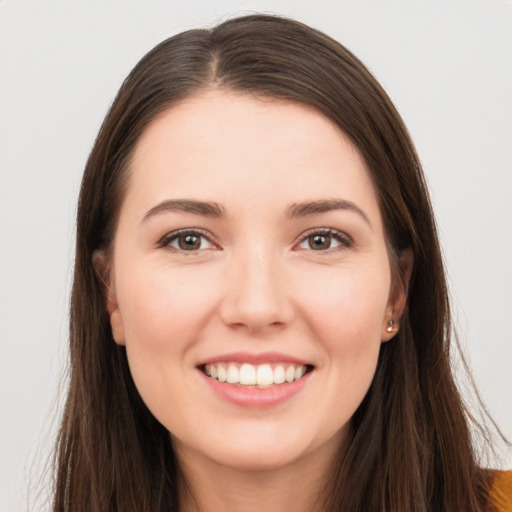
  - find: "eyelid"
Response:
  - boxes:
[156,227,353,253]
[293,228,354,251]
[157,228,220,251]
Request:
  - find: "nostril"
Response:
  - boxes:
[219,267,294,331]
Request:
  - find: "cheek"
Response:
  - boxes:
[286,260,391,439]
[293,259,390,399]
[308,267,389,403]
[295,263,391,345]
[114,263,224,426]
[114,262,224,414]
[117,262,222,350]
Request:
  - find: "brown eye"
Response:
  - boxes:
[296,229,351,252]
[178,234,202,250]
[308,234,332,250]
[161,230,216,252]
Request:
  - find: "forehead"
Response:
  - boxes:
[126,90,381,223]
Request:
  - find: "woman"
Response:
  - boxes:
[53,14,510,511]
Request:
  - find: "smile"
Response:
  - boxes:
[201,362,311,388]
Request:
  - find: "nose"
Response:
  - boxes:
[219,247,294,334]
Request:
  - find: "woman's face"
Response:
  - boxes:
[103,90,405,472]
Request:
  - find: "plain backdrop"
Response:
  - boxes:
[1,1,511,510]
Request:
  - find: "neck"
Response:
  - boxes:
[176,441,341,512]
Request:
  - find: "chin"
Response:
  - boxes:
[207,443,306,472]
[178,422,330,473]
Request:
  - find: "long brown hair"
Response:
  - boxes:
[54,14,500,511]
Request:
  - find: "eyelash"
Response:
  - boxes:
[295,228,353,252]
[157,228,353,253]
[157,229,218,253]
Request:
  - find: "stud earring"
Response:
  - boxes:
[386,320,394,333]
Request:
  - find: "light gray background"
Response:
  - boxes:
[1,1,511,510]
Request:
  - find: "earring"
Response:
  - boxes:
[386,320,394,333]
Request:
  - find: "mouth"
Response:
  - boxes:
[199,362,314,388]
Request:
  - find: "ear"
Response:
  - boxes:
[381,248,414,342]
[92,250,126,346]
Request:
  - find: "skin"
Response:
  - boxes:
[96,90,410,512]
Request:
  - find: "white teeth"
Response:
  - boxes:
[227,364,239,384]
[256,364,274,386]
[294,365,305,380]
[239,363,256,385]
[273,365,285,384]
[217,364,227,382]
[203,362,309,387]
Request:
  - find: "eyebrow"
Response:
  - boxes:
[142,199,225,222]
[287,199,372,229]
[142,197,371,228]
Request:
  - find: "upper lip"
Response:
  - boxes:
[196,351,313,367]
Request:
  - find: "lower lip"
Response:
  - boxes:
[200,370,311,408]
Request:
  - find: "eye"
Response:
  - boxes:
[296,229,352,252]
[158,229,217,252]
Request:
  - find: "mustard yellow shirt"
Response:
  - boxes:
[490,470,512,512]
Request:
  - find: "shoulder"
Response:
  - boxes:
[489,470,512,512]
